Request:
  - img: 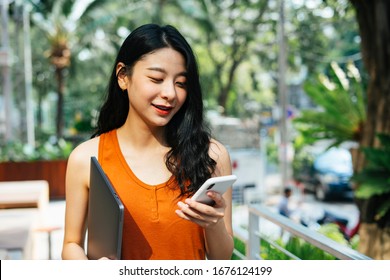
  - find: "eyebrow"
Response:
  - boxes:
[146,67,187,77]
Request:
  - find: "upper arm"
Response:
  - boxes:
[209,139,232,177]
[63,139,99,248]
[208,139,233,235]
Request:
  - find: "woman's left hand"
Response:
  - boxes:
[175,191,226,228]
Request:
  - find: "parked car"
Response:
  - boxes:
[298,147,353,201]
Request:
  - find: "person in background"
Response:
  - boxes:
[278,187,292,218]
[62,24,234,260]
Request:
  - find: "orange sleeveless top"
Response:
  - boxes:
[98,130,205,260]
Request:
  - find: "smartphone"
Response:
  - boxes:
[191,175,237,205]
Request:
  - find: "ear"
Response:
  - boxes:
[116,62,128,91]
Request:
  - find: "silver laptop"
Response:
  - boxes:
[87,157,124,260]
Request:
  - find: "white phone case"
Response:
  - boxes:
[191,175,237,205]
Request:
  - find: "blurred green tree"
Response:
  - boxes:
[28,0,111,139]
[349,0,390,259]
[293,61,366,147]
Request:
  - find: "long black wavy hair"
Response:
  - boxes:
[93,24,216,196]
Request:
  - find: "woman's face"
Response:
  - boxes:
[118,47,187,129]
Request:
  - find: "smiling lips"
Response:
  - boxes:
[152,104,173,115]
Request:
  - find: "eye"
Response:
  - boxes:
[149,77,163,83]
[176,81,187,89]
[175,77,187,89]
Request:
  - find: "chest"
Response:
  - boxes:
[122,150,172,185]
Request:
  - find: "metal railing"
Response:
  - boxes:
[233,204,371,260]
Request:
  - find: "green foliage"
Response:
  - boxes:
[283,237,336,260]
[293,61,366,148]
[353,133,390,220]
[21,0,362,138]
[292,134,315,180]
[259,236,337,260]
[349,234,360,251]
[74,118,94,133]
[0,138,73,162]
[259,239,289,260]
[231,237,246,260]
[318,223,349,246]
[233,223,353,260]
[266,141,279,166]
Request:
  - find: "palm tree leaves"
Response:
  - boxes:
[353,133,390,221]
[293,61,366,147]
[27,0,111,138]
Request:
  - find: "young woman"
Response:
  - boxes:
[62,24,234,260]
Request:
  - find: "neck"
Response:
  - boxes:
[117,119,167,150]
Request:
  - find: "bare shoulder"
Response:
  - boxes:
[66,137,100,186]
[209,138,229,159]
[68,136,100,165]
[209,138,232,176]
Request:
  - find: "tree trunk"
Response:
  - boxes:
[351,0,390,153]
[350,0,390,259]
[55,67,65,139]
[358,223,390,259]
[217,42,247,111]
[217,58,241,110]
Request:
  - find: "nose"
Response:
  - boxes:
[160,81,176,100]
